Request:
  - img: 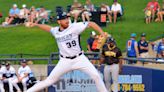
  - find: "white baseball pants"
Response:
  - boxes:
[27,54,108,92]
[12,77,29,91]
[104,64,119,92]
[3,78,17,92]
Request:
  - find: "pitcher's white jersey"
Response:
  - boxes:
[50,22,88,57]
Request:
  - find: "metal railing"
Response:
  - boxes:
[0,52,163,65]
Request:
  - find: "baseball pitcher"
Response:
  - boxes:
[26,12,108,92]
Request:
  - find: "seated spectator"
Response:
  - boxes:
[3,62,20,92]
[19,4,30,23]
[126,33,139,64]
[35,6,48,24]
[28,6,39,23]
[2,4,20,26]
[146,0,160,21]
[82,0,95,22]
[138,33,149,58]
[157,37,164,58]
[111,0,122,24]
[19,4,30,24]
[12,60,32,92]
[144,7,151,24]
[70,0,84,23]
[100,3,112,23]
[156,1,164,22]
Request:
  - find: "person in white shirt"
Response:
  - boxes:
[12,60,31,92]
[3,62,20,92]
[0,62,5,92]
[19,4,29,23]
[111,0,122,23]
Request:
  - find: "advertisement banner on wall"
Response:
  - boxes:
[116,75,145,92]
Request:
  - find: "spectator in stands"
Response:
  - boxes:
[138,33,149,58]
[19,4,29,24]
[87,31,96,52]
[126,33,139,64]
[2,4,20,26]
[70,0,84,23]
[82,0,94,22]
[144,7,152,24]
[3,62,20,92]
[91,35,101,64]
[100,3,112,23]
[157,37,164,58]
[0,63,5,92]
[87,31,99,64]
[146,0,160,21]
[156,1,164,22]
[12,59,32,92]
[28,6,38,23]
[111,0,122,24]
[36,6,48,24]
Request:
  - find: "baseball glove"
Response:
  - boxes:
[96,32,108,49]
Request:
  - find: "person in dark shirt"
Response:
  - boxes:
[87,31,96,52]
[138,33,149,58]
[87,31,100,64]
[100,37,123,92]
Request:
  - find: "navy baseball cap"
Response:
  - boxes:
[56,12,68,20]
[106,37,115,43]
[20,59,27,63]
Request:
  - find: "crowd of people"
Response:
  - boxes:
[144,0,164,24]
[126,33,164,64]
[87,31,164,65]
[2,4,49,26]
[1,0,164,26]
[0,0,123,26]
[0,60,35,92]
[68,0,123,23]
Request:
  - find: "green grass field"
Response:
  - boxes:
[0,0,163,56]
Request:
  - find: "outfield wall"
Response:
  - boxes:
[47,65,164,92]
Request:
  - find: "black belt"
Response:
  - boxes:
[60,52,82,59]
